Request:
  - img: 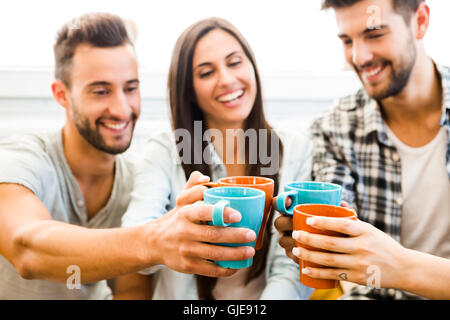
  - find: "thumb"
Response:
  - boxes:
[185,171,210,190]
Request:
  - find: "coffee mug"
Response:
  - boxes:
[203,186,266,269]
[202,176,274,250]
[293,204,357,289]
[273,181,342,215]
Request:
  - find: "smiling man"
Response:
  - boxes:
[0,13,256,299]
[275,0,450,299]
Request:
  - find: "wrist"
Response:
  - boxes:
[133,223,163,268]
[395,246,418,292]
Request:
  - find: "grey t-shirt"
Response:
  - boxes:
[0,130,135,299]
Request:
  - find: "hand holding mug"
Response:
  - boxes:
[273,181,344,266]
[291,204,357,289]
[203,186,266,269]
[201,176,274,250]
[154,171,257,277]
[292,216,406,290]
[274,200,351,265]
[273,181,342,215]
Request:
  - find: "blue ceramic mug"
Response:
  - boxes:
[274,181,342,215]
[203,186,265,269]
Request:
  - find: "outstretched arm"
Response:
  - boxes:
[0,182,255,284]
[293,216,450,300]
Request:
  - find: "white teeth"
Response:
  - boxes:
[217,89,244,103]
[102,122,127,130]
[364,66,383,78]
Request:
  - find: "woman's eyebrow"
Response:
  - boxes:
[194,51,243,70]
[225,51,240,59]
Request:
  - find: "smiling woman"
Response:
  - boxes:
[115,16,315,301]
[192,29,257,130]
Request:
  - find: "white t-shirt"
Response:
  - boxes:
[386,126,450,259]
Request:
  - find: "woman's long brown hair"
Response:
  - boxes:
[168,17,283,300]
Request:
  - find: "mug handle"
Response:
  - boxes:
[273,191,298,216]
[212,199,231,227]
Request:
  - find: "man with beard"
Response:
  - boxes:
[275,0,450,299]
[0,13,256,299]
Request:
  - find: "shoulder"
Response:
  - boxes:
[129,129,181,175]
[141,130,177,157]
[0,131,55,166]
[274,127,312,173]
[0,131,59,197]
[0,131,49,151]
[275,127,311,155]
[312,88,370,133]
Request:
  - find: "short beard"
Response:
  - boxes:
[358,34,417,101]
[72,106,136,155]
[371,58,415,101]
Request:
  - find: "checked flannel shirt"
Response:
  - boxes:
[310,63,450,299]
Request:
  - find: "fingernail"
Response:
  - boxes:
[292,230,300,240]
[306,217,316,226]
[292,247,301,257]
[229,212,241,222]
[247,246,255,257]
[246,230,256,242]
[302,268,310,275]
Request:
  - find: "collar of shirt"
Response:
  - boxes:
[360,62,450,146]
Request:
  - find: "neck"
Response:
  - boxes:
[62,124,116,182]
[205,117,247,175]
[380,54,443,124]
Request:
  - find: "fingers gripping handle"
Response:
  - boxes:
[212,200,231,227]
[274,191,297,216]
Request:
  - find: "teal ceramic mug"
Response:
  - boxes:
[203,186,265,269]
[273,181,342,215]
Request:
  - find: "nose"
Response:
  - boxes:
[217,66,236,88]
[109,90,132,120]
[352,40,374,68]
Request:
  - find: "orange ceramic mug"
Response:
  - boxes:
[293,204,357,289]
[202,176,274,251]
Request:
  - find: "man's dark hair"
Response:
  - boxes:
[321,0,425,23]
[54,12,134,87]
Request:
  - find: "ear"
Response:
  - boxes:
[51,80,70,110]
[414,2,430,40]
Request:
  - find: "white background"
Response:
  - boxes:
[0,0,449,142]
[0,0,449,73]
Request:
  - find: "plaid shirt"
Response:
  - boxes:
[310,64,450,299]
[311,63,450,243]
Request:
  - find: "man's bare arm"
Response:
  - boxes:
[114,273,154,300]
[0,183,158,283]
[0,183,255,283]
